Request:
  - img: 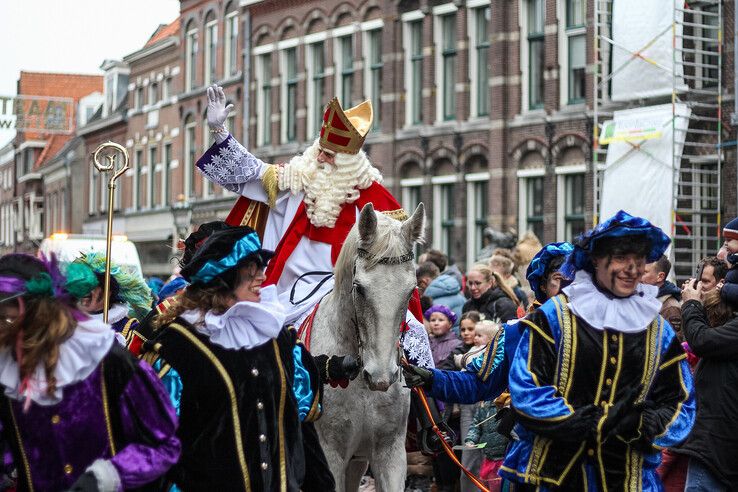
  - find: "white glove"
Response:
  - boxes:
[206,84,234,130]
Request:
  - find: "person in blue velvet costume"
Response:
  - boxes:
[403,241,574,406]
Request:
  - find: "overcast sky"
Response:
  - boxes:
[0,0,181,147]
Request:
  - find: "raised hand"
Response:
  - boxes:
[206,84,234,129]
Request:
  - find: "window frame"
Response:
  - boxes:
[402,13,425,127]
[520,0,545,112]
[362,23,384,130]
[335,33,355,107]
[184,119,197,199]
[306,37,327,138]
[559,0,587,105]
[254,50,273,147]
[517,169,546,241]
[224,11,239,77]
[468,2,491,118]
[162,142,172,206]
[433,6,459,122]
[185,27,198,92]
[431,173,458,256]
[204,19,218,86]
[281,45,299,143]
[466,171,490,264]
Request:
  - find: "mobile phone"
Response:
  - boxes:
[694,263,704,289]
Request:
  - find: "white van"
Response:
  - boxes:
[38,233,144,279]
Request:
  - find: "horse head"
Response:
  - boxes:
[336,202,425,391]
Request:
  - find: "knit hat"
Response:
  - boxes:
[423,305,457,325]
[561,210,670,279]
[724,217,738,241]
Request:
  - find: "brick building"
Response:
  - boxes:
[12,71,103,252]
[0,142,14,254]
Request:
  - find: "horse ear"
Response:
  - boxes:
[358,203,377,243]
[401,203,426,245]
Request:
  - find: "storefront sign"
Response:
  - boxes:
[0,95,74,134]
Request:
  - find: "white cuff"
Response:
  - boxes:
[214,131,230,145]
[86,459,122,492]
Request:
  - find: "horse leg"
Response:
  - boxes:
[346,458,369,491]
[369,435,408,492]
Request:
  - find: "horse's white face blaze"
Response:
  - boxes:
[354,202,425,391]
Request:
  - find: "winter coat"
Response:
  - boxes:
[677,300,738,489]
[437,342,473,371]
[658,281,683,335]
[720,264,738,309]
[425,273,466,328]
[465,401,509,460]
[462,288,518,324]
[429,331,462,368]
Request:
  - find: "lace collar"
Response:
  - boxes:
[0,317,115,406]
[183,285,287,350]
[88,303,128,325]
[562,271,662,333]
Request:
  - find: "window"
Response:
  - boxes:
[471,6,491,116]
[527,0,545,109]
[148,146,157,209]
[466,176,489,263]
[699,5,720,88]
[88,165,97,214]
[184,119,197,198]
[202,115,212,198]
[163,143,172,206]
[224,12,239,76]
[205,20,218,85]
[226,112,236,143]
[185,26,198,91]
[162,77,171,100]
[338,35,354,106]
[564,173,585,240]
[407,19,424,125]
[105,72,115,115]
[439,184,455,255]
[365,29,383,129]
[524,176,544,239]
[134,150,143,210]
[257,53,272,146]
[136,87,144,110]
[307,41,326,136]
[565,0,586,103]
[148,82,158,106]
[438,12,457,120]
[283,47,298,142]
[401,176,424,258]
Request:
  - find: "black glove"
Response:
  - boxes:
[495,406,517,440]
[599,384,643,438]
[314,355,361,384]
[403,364,434,390]
[558,404,602,443]
[66,472,99,492]
[606,400,659,445]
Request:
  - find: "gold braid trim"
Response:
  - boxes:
[262,165,280,209]
[381,209,408,221]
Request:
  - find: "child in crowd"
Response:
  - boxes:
[426,305,462,367]
[438,310,480,371]
[718,217,738,308]
[465,395,510,492]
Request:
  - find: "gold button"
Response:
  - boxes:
[64,464,73,475]
[610,356,617,365]
[606,378,613,386]
[601,400,608,407]
[51,414,61,425]
[587,449,594,457]
[610,334,617,342]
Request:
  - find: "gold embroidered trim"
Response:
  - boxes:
[478,328,502,382]
[262,165,280,209]
[121,318,137,339]
[658,352,687,371]
[7,399,33,491]
[170,323,251,491]
[272,340,288,491]
[519,318,555,345]
[101,361,117,456]
[381,209,409,221]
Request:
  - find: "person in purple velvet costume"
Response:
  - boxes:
[0,253,180,491]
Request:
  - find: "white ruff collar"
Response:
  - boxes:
[186,285,286,350]
[0,317,115,406]
[89,303,128,325]
[562,271,662,333]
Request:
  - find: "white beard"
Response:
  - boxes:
[278,140,381,228]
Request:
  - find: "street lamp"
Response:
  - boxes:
[170,194,192,249]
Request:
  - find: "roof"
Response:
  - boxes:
[16,71,103,169]
[145,18,180,47]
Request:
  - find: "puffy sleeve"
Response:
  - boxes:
[428,327,506,404]
[642,320,695,450]
[197,134,277,204]
[110,359,181,489]
[292,343,322,422]
[509,310,580,432]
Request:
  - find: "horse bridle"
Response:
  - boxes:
[350,247,415,370]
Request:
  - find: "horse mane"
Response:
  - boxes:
[334,212,411,290]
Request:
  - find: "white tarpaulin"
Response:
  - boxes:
[611,0,686,101]
[600,103,691,237]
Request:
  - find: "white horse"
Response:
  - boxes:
[309,202,425,492]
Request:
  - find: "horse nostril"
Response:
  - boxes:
[362,369,371,383]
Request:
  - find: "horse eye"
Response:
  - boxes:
[353,282,365,295]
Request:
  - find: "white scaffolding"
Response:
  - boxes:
[593,0,723,281]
